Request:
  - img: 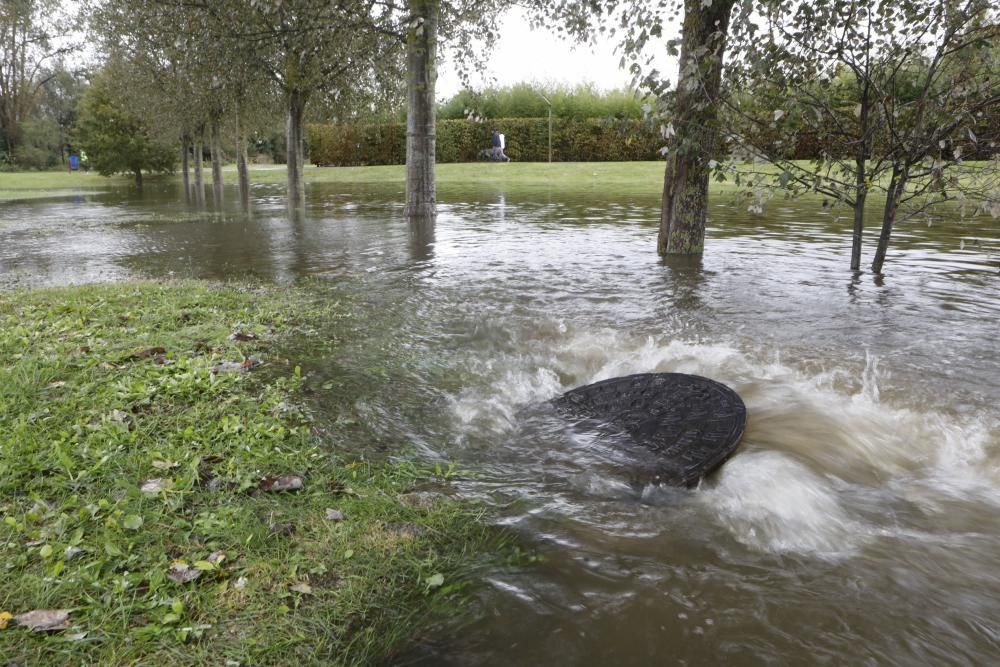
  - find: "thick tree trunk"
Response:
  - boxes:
[286,89,308,208]
[210,120,224,207]
[657,0,736,255]
[134,169,143,190]
[405,0,439,219]
[236,111,251,211]
[181,137,191,203]
[871,164,908,275]
[193,137,205,207]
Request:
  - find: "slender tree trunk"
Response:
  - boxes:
[851,24,874,272]
[851,165,867,271]
[210,120,224,207]
[193,136,205,207]
[286,89,308,208]
[871,164,908,275]
[405,0,439,219]
[657,0,736,256]
[236,110,251,211]
[134,169,143,190]
[181,137,191,203]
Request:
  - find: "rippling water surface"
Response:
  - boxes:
[2,181,998,665]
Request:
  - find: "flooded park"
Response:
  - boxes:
[2,180,997,665]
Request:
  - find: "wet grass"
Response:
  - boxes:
[0,281,502,665]
[0,170,136,202]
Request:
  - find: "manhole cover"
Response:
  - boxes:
[552,373,746,487]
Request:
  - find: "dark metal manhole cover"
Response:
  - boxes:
[552,373,747,487]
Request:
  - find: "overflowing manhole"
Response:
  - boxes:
[552,373,747,487]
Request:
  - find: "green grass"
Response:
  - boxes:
[0,282,504,665]
[0,170,138,202]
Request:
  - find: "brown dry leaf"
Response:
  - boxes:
[14,609,70,632]
[125,346,167,361]
[289,582,313,595]
[167,561,202,584]
[259,475,304,492]
[229,331,258,342]
[324,509,345,522]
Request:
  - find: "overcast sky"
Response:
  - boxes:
[436,8,678,99]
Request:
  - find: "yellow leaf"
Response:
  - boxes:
[0,611,12,630]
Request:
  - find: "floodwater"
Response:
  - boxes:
[2,180,998,666]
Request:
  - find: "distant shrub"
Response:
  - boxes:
[307,118,665,166]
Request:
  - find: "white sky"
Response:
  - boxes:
[436,8,676,100]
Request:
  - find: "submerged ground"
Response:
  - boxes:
[1,163,998,665]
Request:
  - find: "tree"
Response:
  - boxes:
[541,0,740,255]
[0,0,78,161]
[726,0,1000,273]
[76,66,176,189]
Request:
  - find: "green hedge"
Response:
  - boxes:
[306,118,666,166]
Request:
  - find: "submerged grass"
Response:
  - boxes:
[0,281,501,665]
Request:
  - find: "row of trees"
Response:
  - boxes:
[545,0,998,272]
[4,0,998,273]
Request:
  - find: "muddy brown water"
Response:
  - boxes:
[2,180,998,666]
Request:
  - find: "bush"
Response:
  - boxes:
[307,118,665,166]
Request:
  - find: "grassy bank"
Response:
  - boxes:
[0,282,499,665]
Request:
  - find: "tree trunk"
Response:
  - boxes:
[405,0,439,219]
[134,169,143,190]
[181,138,191,203]
[850,164,867,271]
[871,164,908,275]
[657,0,736,256]
[193,137,205,207]
[236,111,251,211]
[210,120,224,207]
[286,89,308,208]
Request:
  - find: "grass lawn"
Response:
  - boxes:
[1,162,692,202]
[0,281,502,665]
[0,170,136,202]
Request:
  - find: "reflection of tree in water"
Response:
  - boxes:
[408,215,435,263]
[659,254,706,312]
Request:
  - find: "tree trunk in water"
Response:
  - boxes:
[850,168,867,272]
[193,138,205,207]
[181,138,191,203]
[210,120,224,207]
[405,0,439,219]
[286,90,307,208]
[236,112,251,211]
[657,0,736,256]
[134,169,143,190]
[871,164,908,275]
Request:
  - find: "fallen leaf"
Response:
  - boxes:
[425,573,445,589]
[167,562,202,584]
[65,631,88,641]
[151,460,178,471]
[289,582,313,595]
[123,515,143,531]
[124,346,166,362]
[78,346,91,354]
[213,357,261,374]
[140,478,173,495]
[0,611,12,629]
[269,522,295,536]
[47,381,67,388]
[14,609,70,632]
[259,475,304,492]
[234,576,249,590]
[229,331,258,342]
[324,509,345,522]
